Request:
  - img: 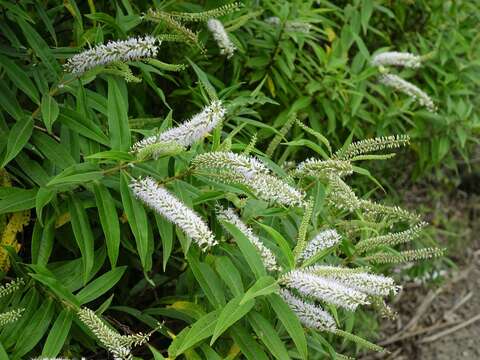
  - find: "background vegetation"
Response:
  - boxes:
[0,0,478,359]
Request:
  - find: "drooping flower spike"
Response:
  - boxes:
[371,51,422,69]
[207,19,236,58]
[64,36,160,75]
[130,177,217,250]
[379,74,437,112]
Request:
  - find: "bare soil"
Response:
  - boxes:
[362,185,480,360]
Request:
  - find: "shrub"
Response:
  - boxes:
[0,1,460,359]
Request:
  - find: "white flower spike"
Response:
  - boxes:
[130,177,217,250]
[65,36,159,75]
[379,74,436,112]
[207,19,236,58]
[131,100,226,157]
[281,270,369,311]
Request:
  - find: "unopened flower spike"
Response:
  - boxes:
[207,19,236,58]
[130,177,217,250]
[217,207,280,272]
[371,51,422,69]
[64,36,160,75]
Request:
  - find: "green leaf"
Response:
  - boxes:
[41,309,73,358]
[215,256,244,297]
[240,276,278,305]
[58,107,110,146]
[255,222,294,269]
[17,17,59,75]
[187,253,225,308]
[268,294,308,360]
[35,187,55,225]
[248,311,290,360]
[68,194,95,283]
[41,94,59,132]
[0,187,37,215]
[220,220,266,279]
[155,214,173,271]
[47,163,103,187]
[149,345,167,360]
[230,324,269,360]
[120,171,151,271]
[187,59,217,100]
[0,80,23,120]
[93,181,120,267]
[29,271,80,306]
[76,266,126,304]
[211,295,255,345]
[1,116,34,167]
[13,298,56,357]
[107,76,131,151]
[0,55,40,104]
[168,309,221,357]
[85,150,134,161]
[31,131,76,170]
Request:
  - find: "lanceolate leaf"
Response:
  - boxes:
[41,94,60,132]
[93,181,120,267]
[41,309,73,358]
[211,295,255,345]
[120,171,151,271]
[1,116,34,167]
[107,76,131,151]
[68,194,95,283]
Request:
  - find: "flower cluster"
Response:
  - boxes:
[78,307,151,360]
[64,36,159,75]
[131,100,226,159]
[0,278,25,327]
[217,207,280,271]
[130,177,217,250]
[193,151,305,206]
[265,16,312,34]
[207,19,236,58]
[371,51,422,68]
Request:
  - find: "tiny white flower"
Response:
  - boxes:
[130,177,216,250]
[281,270,369,311]
[379,74,436,112]
[298,229,341,262]
[65,36,159,75]
[217,207,280,272]
[207,19,236,58]
[371,51,422,69]
[279,289,336,330]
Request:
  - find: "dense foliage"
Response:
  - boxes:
[0,1,476,359]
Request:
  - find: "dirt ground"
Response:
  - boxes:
[362,183,480,360]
